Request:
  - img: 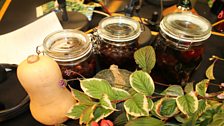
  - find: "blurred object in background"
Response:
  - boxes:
[162,0,198,16]
[211,0,224,15]
[214,10,224,33]
[211,0,224,33]
[102,0,130,13]
[146,0,178,7]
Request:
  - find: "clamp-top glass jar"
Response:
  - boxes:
[96,16,142,71]
[43,30,96,80]
[151,12,211,85]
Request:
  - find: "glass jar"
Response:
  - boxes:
[43,30,96,80]
[96,16,142,71]
[151,12,211,85]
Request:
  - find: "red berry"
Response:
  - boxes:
[91,121,99,126]
[100,119,114,126]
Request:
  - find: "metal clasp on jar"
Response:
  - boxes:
[89,28,102,54]
[36,45,45,55]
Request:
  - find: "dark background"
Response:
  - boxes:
[0,0,223,125]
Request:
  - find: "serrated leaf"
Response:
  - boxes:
[93,106,114,122]
[152,99,163,118]
[147,98,154,111]
[71,88,93,105]
[176,92,198,115]
[125,117,164,126]
[182,112,198,126]
[67,104,88,119]
[161,85,184,96]
[134,46,156,74]
[111,87,130,100]
[206,62,215,80]
[196,79,209,97]
[124,93,149,117]
[130,70,155,96]
[160,98,178,117]
[100,94,116,110]
[80,78,113,99]
[196,99,207,116]
[114,113,128,126]
[208,113,224,126]
[184,82,194,94]
[79,104,97,125]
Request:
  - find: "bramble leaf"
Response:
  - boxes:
[124,93,149,117]
[111,87,130,100]
[160,98,178,117]
[134,46,156,74]
[196,79,209,97]
[79,104,97,125]
[93,106,114,122]
[184,82,194,94]
[67,104,88,119]
[153,98,178,118]
[206,62,215,80]
[80,78,113,99]
[161,85,184,96]
[208,113,224,126]
[125,117,164,126]
[130,70,154,96]
[147,98,154,111]
[71,88,93,105]
[100,94,116,110]
[176,92,198,115]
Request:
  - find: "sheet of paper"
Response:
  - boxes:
[0,12,63,64]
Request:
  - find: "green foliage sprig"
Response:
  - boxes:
[66,46,224,126]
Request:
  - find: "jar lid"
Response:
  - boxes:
[43,30,92,62]
[160,12,211,42]
[97,16,141,42]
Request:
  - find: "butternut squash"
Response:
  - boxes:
[17,55,76,125]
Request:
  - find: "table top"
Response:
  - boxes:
[0,0,223,126]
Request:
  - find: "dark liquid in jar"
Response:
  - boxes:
[57,54,96,90]
[151,34,204,85]
[58,54,96,79]
[98,39,138,71]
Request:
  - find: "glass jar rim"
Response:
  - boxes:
[43,29,92,62]
[97,16,142,42]
[160,12,211,43]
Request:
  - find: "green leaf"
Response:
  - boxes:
[147,98,154,111]
[182,112,198,126]
[208,113,224,126]
[111,87,130,100]
[124,93,149,117]
[130,70,155,96]
[79,104,97,125]
[71,88,93,105]
[184,82,194,94]
[161,85,184,96]
[100,94,116,110]
[160,98,178,117]
[93,106,114,122]
[196,99,207,116]
[114,113,128,126]
[206,62,215,80]
[134,46,156,74]
[196,79,209,97]
[80,78,113,99]
[125,117,164,126]
[176,92,199,115]
[67,104,88,119]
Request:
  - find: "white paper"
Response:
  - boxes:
[0,12,63,64]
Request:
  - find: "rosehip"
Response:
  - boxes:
[100,119,114,126]
[91,121,99,126]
